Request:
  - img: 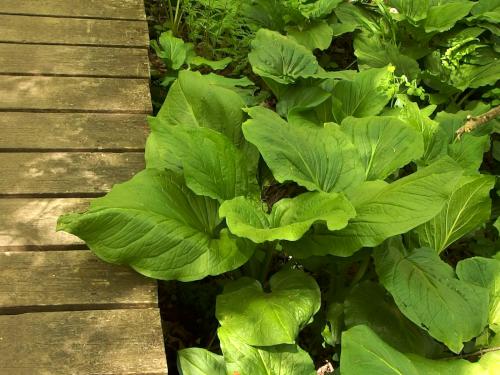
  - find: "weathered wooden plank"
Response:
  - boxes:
[0,198,88,248]
[0,250,157,313]
[0,309,167,375]
[0,152,144,195]
[0,76,151,113]
[0,15,149,47]
[0,113,148,150]
[0,44,149,77]
[0,0,146,21]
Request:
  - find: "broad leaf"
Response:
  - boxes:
[331,67,394,122]
[398,96,448,164]
[276,83,331,117]
[341,325,498,375]
[287,20,333,50]
[341,325,420,375]
[177,348,226,375]
[298,0,344,19]
[345,281,444,357]
[219,327,316,375]
[374,244,489,353]
[415,175,495,253]
[447,134,490,173]
[149,70,246,148]
[57,169,254,282]
[457,257,500,329]
[425,2,476,33]
[243,106,365,192]
[151,31,187,70]
[147,126,255,201]
[216,270,321,346]
[354,32,420,79]
[341,116,424,180]
[249,29,319,84]
[286,157,463,257]
[388,0,429,22]
[187,56,232,70]
[219,192,356,243]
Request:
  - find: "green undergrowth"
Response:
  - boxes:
[62,1,499,374]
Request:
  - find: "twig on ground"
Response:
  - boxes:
[455,105,500,140]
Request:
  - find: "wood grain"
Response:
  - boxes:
[0,44,149,77]
[0,76,152,113]
[0,0,146,20]
[0,113,148,150]
[0,309,167,375]
[0,15,149,47]
[0,198,88,248]
[0,152,144,195]
[0,250,157,313]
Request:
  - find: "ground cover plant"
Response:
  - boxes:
[60,0,499,373]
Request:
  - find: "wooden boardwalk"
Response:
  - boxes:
[0,1,168,373]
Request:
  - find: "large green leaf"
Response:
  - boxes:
[249,29,319,84]
[457,257,500,330]
[374,244,489,353]
[331,67,394,122]
[345,281,444,357]
[243,106,365,192]
[341,116,424,180]
[218,327,316,375]
[148,70,246,148]
[216,270,321,346]
[286,158,463,257]
[341,325,498,375]
[57,169,254,282]
[219,192,355,243]
[415,175,495,253]
[425,2,476,32]
[177,348,226,375]
[287,20,333,50]
[147,126,255,201]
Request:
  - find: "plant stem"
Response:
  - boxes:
[442,346,500,360]
[455,105,500,139]
[260,243,275,283]
[350,257,370,287]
